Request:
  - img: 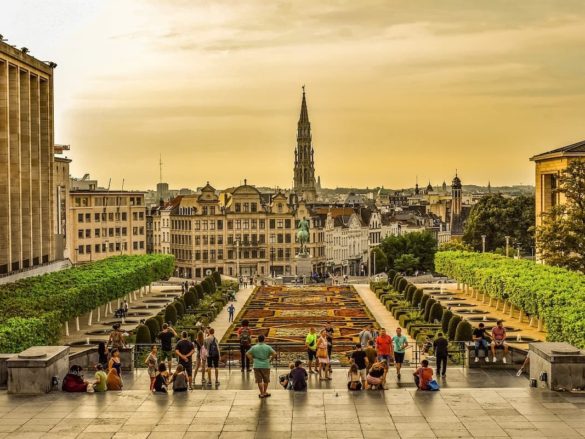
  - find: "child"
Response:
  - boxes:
[169,364,189,392]
[347,364,362,391]
[153,362,169,393]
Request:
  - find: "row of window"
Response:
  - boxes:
[172,248,296,261]
[76,227,145,239]
[77,240,144,254]
[169,218,298,231]
[77,211,144,223]
[74,196,143,208]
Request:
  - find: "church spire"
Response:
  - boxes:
[299,84,309,123]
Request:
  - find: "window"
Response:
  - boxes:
[140,241,144,249]
[95,228,100,237]
[78,230,83,239]
[235,203,241,213]
[259,234,265,244]
[94,213,100,222]
[85,245,91,253]
[277,219,284,229]
[218,249,223,260]
[109,228,114,237]
[251,203,257,212]
[209,221,215,230]
[122,227,127,236]
[243,220,249,230]
[285,233,291,243]
[278,234,284,244]
[108,213,114,221]
[285,219,291,228]
[122,212,127,221]
[78,245,84,254]
[217,220,223,230]
[228,250,234,259]
[243,203,249,212]
[218,235,223,245]
[95,244,101,253]
[133,242,138,250]
[195,221,200,230]
[235,220,241,230]
[202,206,208,215]
[277,203,283,213]
[133,212,137,220]
[78,213,83,223]
[74,197,81,207]
[259,219,265,229]
[269,219,275,229]
[251,219,257,229]
[85,229,91,238]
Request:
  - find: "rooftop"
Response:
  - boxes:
[530,139,585,161]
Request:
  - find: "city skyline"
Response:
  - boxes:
[2,0,585,190]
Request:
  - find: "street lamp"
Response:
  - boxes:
[481,235,486,253]
[505,235,510,258]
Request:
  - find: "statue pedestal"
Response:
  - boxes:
[295,254,312,278]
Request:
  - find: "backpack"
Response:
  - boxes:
[239,327,251,348]
[208,338,219,358]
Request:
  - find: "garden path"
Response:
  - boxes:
[211,285,256,342]
[353,284,414,364]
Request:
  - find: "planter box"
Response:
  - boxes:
[7,346,70,394]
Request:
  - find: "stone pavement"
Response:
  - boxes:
[1,380,585,439]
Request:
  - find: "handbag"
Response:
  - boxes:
[427,379,440,391]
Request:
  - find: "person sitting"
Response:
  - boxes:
[366,361,387,390]
[279,363,295,390]
[473,323,490,363]
[153,362,169,393]
[347,363,362,391]
[490,320,509,363]
[106,366,123,391]
[413,359,434,390]
[169,364,189,392]
[62,365,88,392]
[289,360,308,391]
[93,364,108,393]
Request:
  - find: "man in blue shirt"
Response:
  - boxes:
[392,327,409,380]
[228,303,235,322]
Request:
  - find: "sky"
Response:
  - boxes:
[2,0,585,191]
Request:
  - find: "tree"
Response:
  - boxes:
[438,240,473,252]
[463,194,535,254]
[379,231,437,272]
[394,254,420,275]
[536,160,585,272]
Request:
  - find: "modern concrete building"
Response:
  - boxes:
[67,186,146,264]
[0,41,57,274]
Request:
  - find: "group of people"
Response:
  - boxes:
[62,341,124,393]
[473,320,509,363]
[147,323,223,392]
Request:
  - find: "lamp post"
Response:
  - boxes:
[481,235,486,253]
[505,235,510,257]
[270,234,275,278]
[235,238,240,278]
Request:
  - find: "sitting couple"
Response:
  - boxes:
[280,360,308,391]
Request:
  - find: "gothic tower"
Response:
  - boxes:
[293,86,317,202]
[450,172,463,234]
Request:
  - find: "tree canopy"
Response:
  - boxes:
[536,160,585,273]
[462,194,535,254]
[379,230,437,273]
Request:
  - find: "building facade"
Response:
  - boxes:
[530,140,585,229]
[0,42,57,274]
[67,188,146,264]
[53,144,71,260]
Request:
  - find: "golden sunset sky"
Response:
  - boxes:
[3,0,585,190]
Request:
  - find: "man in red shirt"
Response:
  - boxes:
[375,328,393,363]
[490,320,509,363]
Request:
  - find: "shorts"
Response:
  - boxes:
[254,368,271,384]
[179,360,192,376]
[493,341,507,349]
[367,375,383,386]
[161,350,173,360]
[207,356,219,368]
[358,368,367,380]
[378,354,391,363]
[307,349,316,361]
[394,352,405,364]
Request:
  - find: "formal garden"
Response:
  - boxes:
[0,254,174,353]
[435,251,585,349]
[221,285,379,366]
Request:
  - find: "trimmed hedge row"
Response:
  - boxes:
[435,251,585,348]
[0,254,175,353]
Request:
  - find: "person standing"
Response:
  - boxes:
[358,326,373,349]
[316,330,331,380]
[392,327,408,380]
[145,345,158,390]
[305,327,318,374]
[205,328,221,387]
[433,332,449,378]
[157,323,178,373]
[193,330,207,385]
[375,328,393,363]
[325,321,334,372]
[175,331,195,389]
[238,320,252,372]
[350,344,368,389]
[107,323,126,351]
[246,334,276,398]
[228,303,236,322]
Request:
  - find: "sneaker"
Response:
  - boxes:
[441,374,446,378]
[475,357,479,363]
[215,381,220,387]
[206,381,212,387]
[492,357,497,363]
[502,357,507,364]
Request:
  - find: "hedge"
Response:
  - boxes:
[435,251,585,348]
[447,315,462,341]
[441,309,453,333]
[164,303,178,325]
[455,320,473,341]
[135,324,152,344]
[412,289,424,307]
[0,254,174,353]
[423,298,436,322]
[429,302,443,323]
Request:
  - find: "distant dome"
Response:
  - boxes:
[452,174,462,189]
